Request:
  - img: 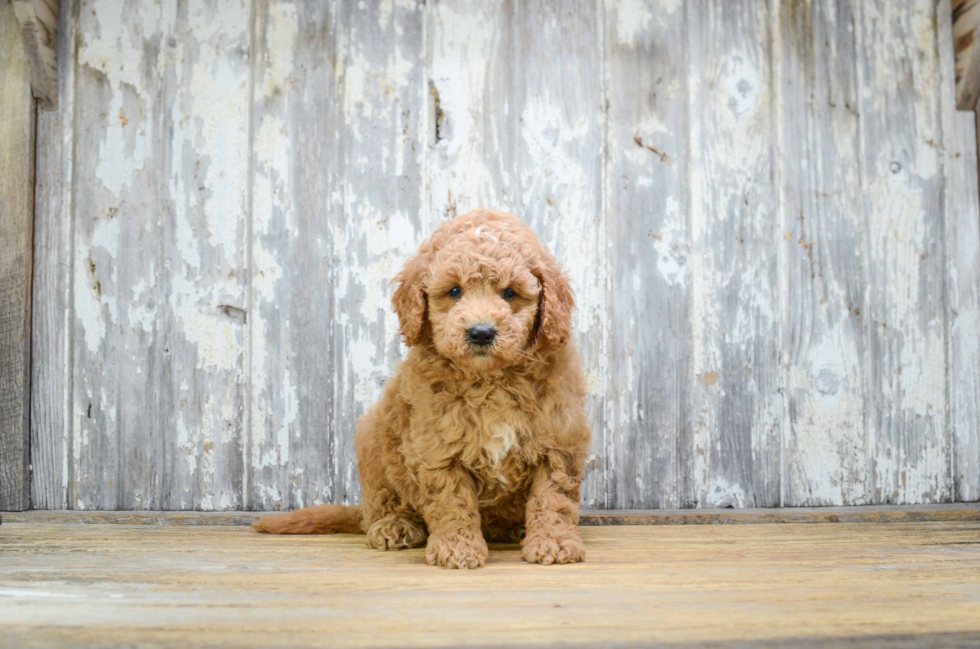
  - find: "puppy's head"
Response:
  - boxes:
[392,209,573,370]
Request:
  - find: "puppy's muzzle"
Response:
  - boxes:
[466,325,496,347]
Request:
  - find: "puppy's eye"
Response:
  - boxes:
[447,286,462,299]
[502,288,517,300]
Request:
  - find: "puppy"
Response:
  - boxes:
[254,208,591,568]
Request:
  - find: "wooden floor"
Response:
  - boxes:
[2,519,980,648]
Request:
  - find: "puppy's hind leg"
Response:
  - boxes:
[359,477,427,550]
[366,509,427,550]
[355,397,425,550]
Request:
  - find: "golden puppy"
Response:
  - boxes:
[254,208,591,568]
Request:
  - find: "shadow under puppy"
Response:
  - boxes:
[254,208,592,569]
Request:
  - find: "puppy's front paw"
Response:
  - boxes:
[425,531,488,569]
[366,514,427,550]
[522,528,585,565]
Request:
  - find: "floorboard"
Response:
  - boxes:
[2,522,979,647]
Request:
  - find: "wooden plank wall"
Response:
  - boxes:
[1,0,37,511]
[28,0,980,511]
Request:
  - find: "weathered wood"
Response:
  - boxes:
[426,0,607,506]
[777,0,870,506]
[30,0,76,510]
[4,503,979,526]
[957,112,980,501]
[603,0,692,509]
[70,1,251,510]
[11,0,59,110]
[0,0,36,512]
[580,502,980,525]
[856,0,950,504]
[2,522,980,648]
[687,0,781,507]
[248,0,426,510]
[27,0,980,512]
[953,0,980,109]
[940,0,980,503]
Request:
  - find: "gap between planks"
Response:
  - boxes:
[2,503,978,527]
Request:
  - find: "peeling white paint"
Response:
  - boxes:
[612,0,653,46]
[45,0,975,513]
[249,0,299,509]
[704,478,747,509]
[653,196,689,287]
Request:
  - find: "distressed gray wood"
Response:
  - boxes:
[0,0,36,512]
[70,0,250,510]
[6,503,980,526]
[603,0,692,508]
[948,112,980,502]
[425,0,607,507]
[686,0,781,507]
[248,0,426,510]
[777,0,871,506]
[856,0,951,504]
[30,0,76,510]
[940,0,980,503]
[28,0,980,511]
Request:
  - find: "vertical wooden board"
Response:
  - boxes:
[427,0,607,507]
[939,0,980,503]
[855,0,950,504]
[777,0,871,506]
[249,0,426,510]
[603,0,691,508]
[334,0,428,506]
[426,0,512,221]
[248,0,328,512]
[31,0,76,510]
[508,0,605,507]
[686,0,781,508]
[0,0,35,511]
[71,0,250,510]
[947,112,980,501]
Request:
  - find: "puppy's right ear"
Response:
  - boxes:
[392,252,429,347]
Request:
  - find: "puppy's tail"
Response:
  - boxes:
[252,504,364,535]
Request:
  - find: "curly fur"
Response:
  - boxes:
[253,209,591,569]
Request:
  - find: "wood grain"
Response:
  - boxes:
[856,0,951,504]
[940,0,980,503]
[11,0,59,110]
[70,1,250,510]
[27,0,980,512]
[30,0,76,511]
[0,0,36,512]
[4,503,979,526]
[777,0,871,506]
[248,0,426,510]
[1,522,979,648]
[603,0,692,509]
[687,0,781,507]
[950,110,980,502]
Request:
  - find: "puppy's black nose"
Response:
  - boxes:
[466,325,496,347]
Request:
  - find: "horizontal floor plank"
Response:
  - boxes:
[1,522,979,648]
[3,503,979,527]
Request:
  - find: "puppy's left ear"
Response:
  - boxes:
[392,252,430,347]
[533,255,575,348]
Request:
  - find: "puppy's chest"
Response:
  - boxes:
[477,420,523,469]
[459,391,540,495]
